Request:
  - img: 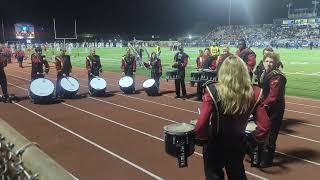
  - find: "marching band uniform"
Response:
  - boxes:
[121,51,136,92]
[236,40,256,79]
[195,82,254,180]
[15,48,25,68]
[144,54,162,91]
[0,51,9,102]
[55,50,72,97]
[86,54,102,80]
[173,47,188,98]
[249,69,287,168]
[31,48,49,80]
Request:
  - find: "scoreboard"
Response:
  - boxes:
[282,17,320,25]
[14,23,35,39]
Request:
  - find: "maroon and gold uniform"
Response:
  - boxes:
[31,52,49,80]
[15,49,25,68]
[121,54,136,77]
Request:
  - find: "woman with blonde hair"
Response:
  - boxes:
[195,55,255,180]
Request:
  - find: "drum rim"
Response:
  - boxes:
[163,123,194,135]
[60,77,80,92]
[30,78,55,96]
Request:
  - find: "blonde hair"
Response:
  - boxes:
[216,55,253,115]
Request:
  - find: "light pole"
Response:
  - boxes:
[1,17,5,43]
[228,0,232,26]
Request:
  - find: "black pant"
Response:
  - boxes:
[175,78,186,97]
[17,57,24,67]
[31,73,44,81]
[203,141,247,180]
[56,74,64,97]
[0,69,8,96]
[197,81,203,100]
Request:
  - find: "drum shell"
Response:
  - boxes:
[166,69,181,80]
[89,78,107,97]
[164,131,195,158]
[201,70,217,81]
[29,78,55,104]
[143,79,158,96]
[119,76,134,94]
[190,71,202,82]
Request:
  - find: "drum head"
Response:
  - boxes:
[143,79,155,88]
[119,76,133,87]
[60,77,80,92]
[203,69,214,72]
[164,123,194,135]
[90,77,107,90]
[245,121,257,133]
[30,78,54,96]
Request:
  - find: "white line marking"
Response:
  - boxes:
[276,151,320,166]
[13,102,164,180]
[285,109,320,117]
[286,102,320,109]
[280,133,320,144]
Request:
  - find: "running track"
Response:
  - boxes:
[0,62,319,180]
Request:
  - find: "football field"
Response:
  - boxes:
[40,47,320,99]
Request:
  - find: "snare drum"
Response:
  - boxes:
[143,79,158,96]
[29,78,55,104]
[190,70,202,82]
[166,69,180,80]
[119,76,134,94]
[60,77,80,98]
[201,69,217,81]
[89,77,107,96]
[164,123,195,168]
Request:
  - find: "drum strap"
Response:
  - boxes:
[206,85,220,138]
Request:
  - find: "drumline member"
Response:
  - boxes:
[173,46,188,98]
[54,48,72,97]
[155,45,161,59]
[236,39,256,79]
[3,45,12,64]
[143,52,162,92]
[194,55,255,180]
[15,47,25,68]
[86,48,102,82]
[31,47,49,80]
[216,45,232,73]
[254,47,284,86]
[247,52,286,168]
[0,49,9,103]
[121,47,136,93]
[191,49,204,87]
[195,48,218,101]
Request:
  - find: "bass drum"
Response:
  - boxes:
[89,77,107,96]
[29,78,55,104]
[60,77,80,98]
[119,76,134,94]
[142,79,158,96]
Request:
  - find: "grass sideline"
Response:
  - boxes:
[35,47,320,99]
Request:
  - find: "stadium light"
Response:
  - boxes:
[188,35,192,39]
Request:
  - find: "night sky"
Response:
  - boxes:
[0,0,317,38]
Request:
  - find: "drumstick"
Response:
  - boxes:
[65,77,75,86]
[198,108,201,115]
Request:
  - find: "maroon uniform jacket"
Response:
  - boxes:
[194,83,255,141]
[15,50,25,59]
[254,70,286,140]
[236,48,256,72]
[121,54,136,76]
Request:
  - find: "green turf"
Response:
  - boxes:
[34,47,320,99]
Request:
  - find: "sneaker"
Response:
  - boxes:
[175,95,180,98]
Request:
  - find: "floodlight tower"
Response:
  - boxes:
[286,2,293,18]
[228,0,232,26]
[312,0,319,15]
